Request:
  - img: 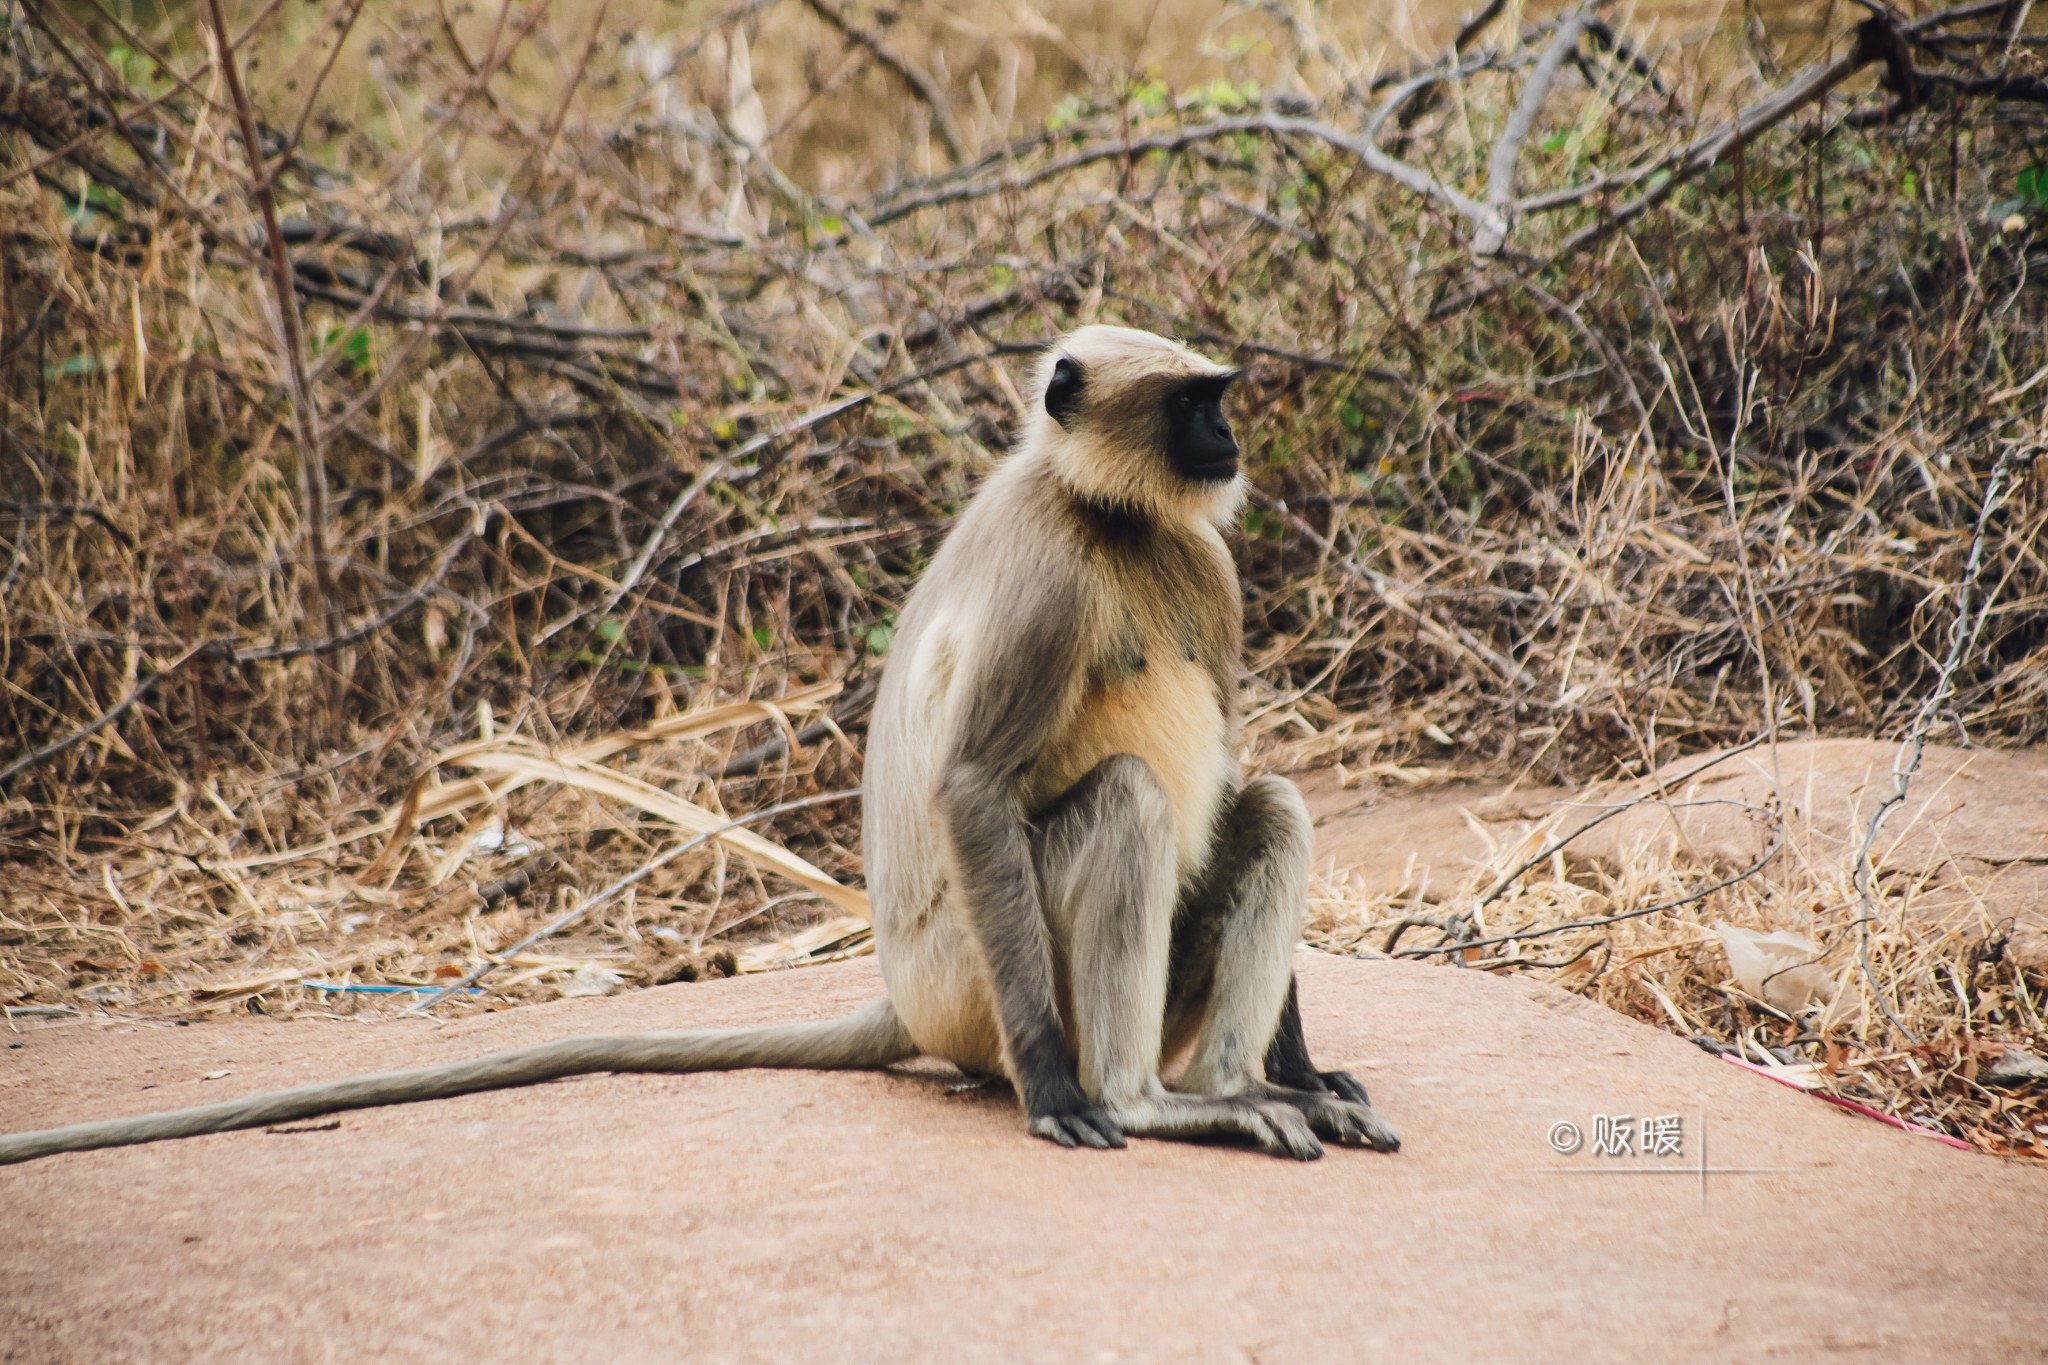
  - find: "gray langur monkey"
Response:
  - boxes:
[0,325,1398,1167]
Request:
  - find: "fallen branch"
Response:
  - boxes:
[1468,733,1770,916]
[405,788,863,1012]
[1391,811,1786,959]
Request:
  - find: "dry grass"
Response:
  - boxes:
[1303,759,2048,1160]
[3,0,2046,1150]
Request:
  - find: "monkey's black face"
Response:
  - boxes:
[1164,374,1241,483]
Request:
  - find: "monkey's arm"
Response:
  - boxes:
[934,575,1122,1151]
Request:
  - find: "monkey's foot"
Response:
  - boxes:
[1112,1093,1325,1161]
[1253,1080,1399,1153]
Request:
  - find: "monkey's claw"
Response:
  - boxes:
[1246,1103,1325,1161]
[1030,1109,1126,1150]
[1317,1069,1373,1108]
[1314,1098,1399,1152]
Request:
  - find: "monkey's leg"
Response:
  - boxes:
[1167,776,1399,1152]
[1264,978,1377,1108]
[1034,756,1321,1160]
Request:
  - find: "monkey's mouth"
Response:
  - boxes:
[1183,458,1240,482]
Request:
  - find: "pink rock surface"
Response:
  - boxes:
[4,953,2043,1362]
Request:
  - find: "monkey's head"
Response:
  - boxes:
[1030,325,1244,524]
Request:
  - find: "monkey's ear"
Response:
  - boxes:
[1045,357,1085,427]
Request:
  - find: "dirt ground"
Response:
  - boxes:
[4,950,2045,1363]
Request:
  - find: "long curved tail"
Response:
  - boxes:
[0,997,915,1167]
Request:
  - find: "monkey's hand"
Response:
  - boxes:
[1026,1080,1126,1150]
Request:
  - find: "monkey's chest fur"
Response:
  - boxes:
[1023,646,1227,877]
[1022,559,1239,880]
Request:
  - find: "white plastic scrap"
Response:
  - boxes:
[1715,923,1836,1015]
[469,818,533,860]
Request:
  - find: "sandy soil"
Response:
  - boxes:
[4,950,2044,1363]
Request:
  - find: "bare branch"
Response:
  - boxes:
[405,789,863,1013]
[203,0,338,638]
[1473,4,1594,255]
[1850,446,2035,1040]
[870,114,1507,242]
[1258,496,1533,691]
[1390,816,1786,959]
[1435,1,2007,320]
[798,0,967,163]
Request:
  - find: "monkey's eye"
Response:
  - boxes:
[1176,394,1193,410]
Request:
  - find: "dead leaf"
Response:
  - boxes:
[725,30,768,147]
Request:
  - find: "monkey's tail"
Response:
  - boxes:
[0,997,916,1167]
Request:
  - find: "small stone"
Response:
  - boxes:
[1984,1047,2048,1085]
[557,965,625,999]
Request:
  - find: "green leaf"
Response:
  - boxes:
[1128,76,1170,116]
[319,325,371,374]
[1338,400,1366,433]
[1541,131,1569,155]
[596,619,625,645]
[66,181,124,225]
[1240,507,1281,540]
[1047,94,1088,131]
[2018,166,2048,209]
[1188,77,1255,112]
